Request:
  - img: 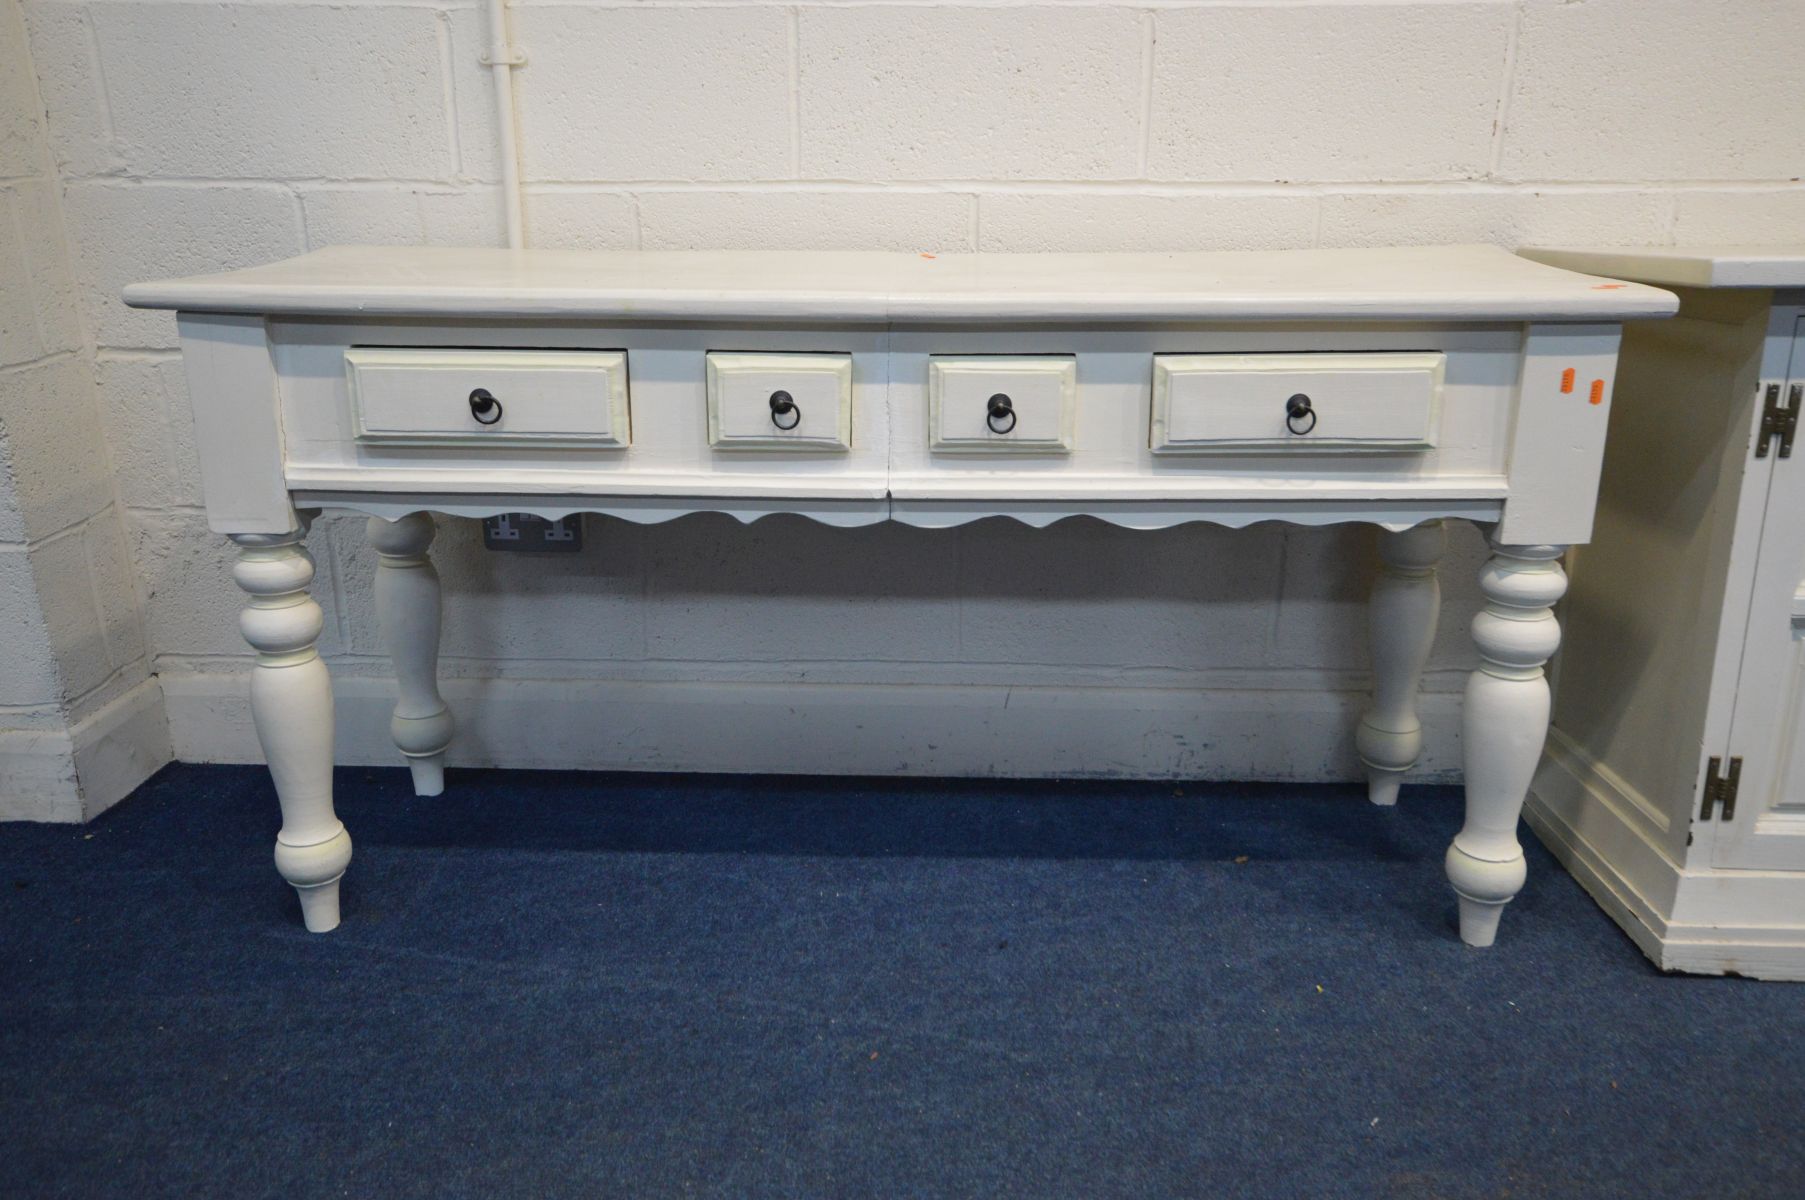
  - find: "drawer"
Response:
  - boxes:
[706,352,853,451]
[1150,352,1444,453]
[930,355,1076,453]
[346,348,630,447]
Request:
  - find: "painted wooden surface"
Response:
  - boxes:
[129,244,1665,939]
[1450,537,1566,947]
[230,517,350,932]
[1358,522,1444,808]
[1150,352,1443,453]
[1521,243,1805,978]
[125,244,1674,324]
[346,348,631,448]
[175,313,295,535]
[366,514,453,798]
[1522,246,1805,291]
[1714,310,1805,871]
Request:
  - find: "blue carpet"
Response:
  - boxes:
[1,763,1800,1199]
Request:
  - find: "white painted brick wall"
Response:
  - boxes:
[90,5,454,180]
[61,182,301,349]
[977,192,1317,253]
[1149,4,1514,181]
[518,189,637,250]
[1502,0,1805,183]
[515,7,795,181]
[800,7,1146,180]
[638,190,973,252]
[2,0,168,819]
[10,0,1805,787]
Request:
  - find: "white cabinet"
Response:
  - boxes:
[1521,246,1805,979]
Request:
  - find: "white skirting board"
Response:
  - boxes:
[1527,741,1805,982]
[159,671,1465,785]
[0,679,173,823]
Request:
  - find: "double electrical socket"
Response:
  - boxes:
[481,513,583,552]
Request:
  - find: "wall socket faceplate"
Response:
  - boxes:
[482,513,583,552]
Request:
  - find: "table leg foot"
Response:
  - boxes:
[406,752,446,798]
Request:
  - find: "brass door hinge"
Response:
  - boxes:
[1756,383,1798,459]
[1700,756,1743,821]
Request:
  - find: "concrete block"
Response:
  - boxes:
[336,513,647,661]
[955,519,1283,670]
[127,509,352,662]
[645,515,959,663]
[0,180,80,367]
[20,1,116,177]
[977,191,1316,252]
[639,190,973,252]
[0,192,44,368]
[519,190,638,251]
[1269,524,1373,674]
[62,182,299,349]
[1673,190,1805,243]
[0,547,62,706]
[82,508,145,671]
[9,179,83,356]
[514,7,792,181]
[300,187,504,249]
[0,356,114,541]
[129,501,241,656]
[27,526,110,699]
[0,433,22,544]
[1150,4,1511,181]
[1318,190,1673,248]
[0,0,50,179]
[1267,522,1485,676]
[1503,0,1805,182]
[443,8,498,183]
[801,7,1143,181]
[96,353,202,512]
[89,4,452,180]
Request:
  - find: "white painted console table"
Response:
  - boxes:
[124,245,1674,943]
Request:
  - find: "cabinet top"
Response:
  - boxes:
[124,243,1674,325]
[1522,246,1805,290]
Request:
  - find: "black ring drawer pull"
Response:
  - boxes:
[768,390,801,430]
[468,388,503,425]
[986,393,1017,435]
[1285,393,1317,436]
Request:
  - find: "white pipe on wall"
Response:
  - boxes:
[483,0,526,249]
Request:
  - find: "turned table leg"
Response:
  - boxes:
[232,519,351,932]
[1358,521,1445,806]
[367,513,453,797]
[1446,537,1567,947]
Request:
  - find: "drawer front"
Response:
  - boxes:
[930,355,1076,453]
[347,348,630,447]
[706,352,853,451]
[1151,352,1444,453]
